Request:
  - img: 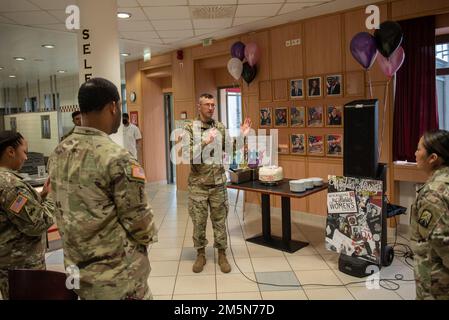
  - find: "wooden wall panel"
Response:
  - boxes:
[345,71,365,97]
[270,23,303,79]
[214,67,236,88]
[273,79,288,101]
[161,77,172,92]
[141,77,167,182]
[191,37,238,59]
[195,61,216,103]
[139,53,171,70]
[172,48,194,101]
[304,15,342,75]
[279,158,307,212]
[392,0,449,21]
[125,60,143,127]
[259,80,272,102]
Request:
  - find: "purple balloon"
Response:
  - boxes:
[350,32,378,70]
[231,41,245,61]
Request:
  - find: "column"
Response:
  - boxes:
[77,0,123,146]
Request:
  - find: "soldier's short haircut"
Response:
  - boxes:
[0,130,24,157]
[78,78,120,113]
[423,130,449,166]
[122,113,129,119]
[199,93,214,101]
[72,110,81,119]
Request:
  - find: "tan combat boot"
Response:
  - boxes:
[192,248,206,273]
[218,249,231,273]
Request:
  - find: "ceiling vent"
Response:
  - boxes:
[191,5,236,19]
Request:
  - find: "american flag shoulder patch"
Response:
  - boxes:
[9,194,28,214]
[131,165,146,181]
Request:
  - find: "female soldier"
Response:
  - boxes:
[412,129,449,300]
[0,131,54,299]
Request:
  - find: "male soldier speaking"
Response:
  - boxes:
[184,93,251,273]
[48,78,157,299]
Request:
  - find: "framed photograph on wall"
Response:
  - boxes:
[289,79,304,99]
[290,106,305,127]
[307,76,322,98]
[326,134,343,157]
[290,133,306,155]
[259,107,272,127]
[326,74,343,96]
[274,107,288,127]
[130,111,139,126]
[326,105,343,127]
[307,134,324,156]
[307,105,323,127]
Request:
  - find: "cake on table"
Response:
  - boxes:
[259,166,284,183]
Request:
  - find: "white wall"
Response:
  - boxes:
[4,111,59,157]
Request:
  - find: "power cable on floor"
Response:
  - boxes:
[225,190,415,292]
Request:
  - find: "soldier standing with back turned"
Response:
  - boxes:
[48,78,157,300]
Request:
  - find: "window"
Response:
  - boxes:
[436,36,449,130]
[218,87,242,137]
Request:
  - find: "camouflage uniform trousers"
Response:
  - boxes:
[0,260,45,300]
[188,184,229,250]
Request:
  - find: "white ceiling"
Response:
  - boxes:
[0,0,380,87]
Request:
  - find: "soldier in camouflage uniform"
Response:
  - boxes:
[183,93,251,273]
[48,78,157,300]
[61,111,82,142]
[0,131,54,299]
[411,130,449,300]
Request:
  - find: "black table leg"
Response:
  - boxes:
[261,193,271,241]
[246,194,309,253]
[281,196,291,243]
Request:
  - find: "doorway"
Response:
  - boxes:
[218,87,242,137]
[164,93,176,184]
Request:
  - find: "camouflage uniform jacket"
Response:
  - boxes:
[0,167,54,269]
[48,127,157,299]
[411,166,449,300]
[61,126,75,142]
[183,118,230,186]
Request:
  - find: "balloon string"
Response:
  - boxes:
[378,78,390,160]
[367,70,373,99]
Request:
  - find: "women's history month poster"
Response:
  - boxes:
[325,175,383,264]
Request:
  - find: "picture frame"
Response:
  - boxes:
[259,107,272,127]
[307,76,322,98]
[325,74,343,96]
[289,79,304,99]
[326,105,343,127]
[290,133,306,155]
[130,111,139,126]
[326,134,343,157]
[274,107,288,127]
[290,106,305,127]
[306,105,324,127]
[307,134,324,156]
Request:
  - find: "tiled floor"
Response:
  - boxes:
[45,183,416,300]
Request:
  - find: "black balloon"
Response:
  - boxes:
[242,62,257,84]
[374,21,403,58]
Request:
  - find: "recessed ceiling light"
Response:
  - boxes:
[9,75,16,78]
[42,44,55,49]
[120,53,130,57]
[57,70,67,73]
[14,57,25,61]
[0,67,3,70]
[117,12,131,19]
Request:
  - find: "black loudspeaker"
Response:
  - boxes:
[344,99,379,179]
[338,254,378,278]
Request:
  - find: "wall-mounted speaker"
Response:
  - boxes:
[343,99,379,179]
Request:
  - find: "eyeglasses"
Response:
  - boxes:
[200,103,215,108]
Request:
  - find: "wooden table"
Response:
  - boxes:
[227,179,328,253]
